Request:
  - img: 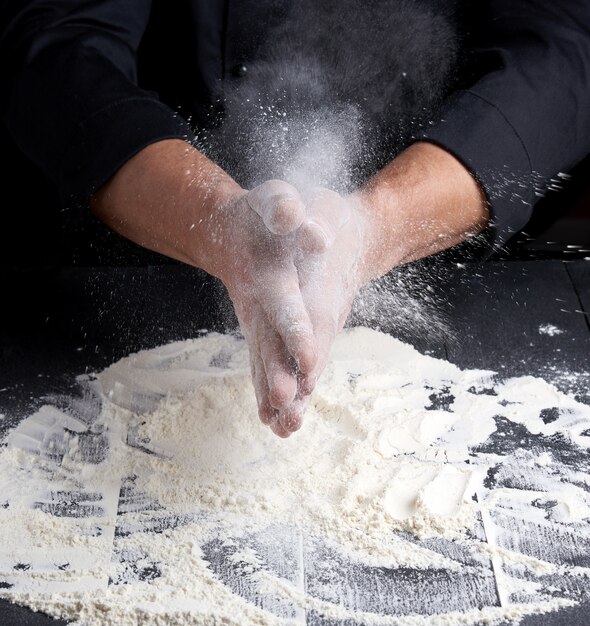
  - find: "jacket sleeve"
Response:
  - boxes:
[420,0,590,250]
[0,0,195,202]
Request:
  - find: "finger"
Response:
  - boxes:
[298,370,318,398]
[269,417,292,438]
[297,300,339,400]
[277,396,309,433]
[258,277,318,375]
[297,188,351,254]
[258,326,298,410]
[252,347,292,437]
[247,179,306,236]
[250,349,277,426]
[297,221,330,255]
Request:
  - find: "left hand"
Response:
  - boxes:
[259,141,490,437]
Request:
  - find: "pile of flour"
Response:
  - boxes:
[1,327,589,625]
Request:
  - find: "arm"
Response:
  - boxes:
[273,0,590,435]
[357,142,488,282]
[90,140,242,272]
[0,0,192,200]
[281,142,488,436]
[0,2,317,437]
[420,0,590,250]
[92,139,319,438]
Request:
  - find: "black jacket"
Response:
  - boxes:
[1,0,589,251]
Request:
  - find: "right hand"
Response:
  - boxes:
[91,142,318,437]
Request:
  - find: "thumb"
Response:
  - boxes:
[246,179,306,235]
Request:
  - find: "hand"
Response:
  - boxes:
[215,183,366,439]
[90,142,319,437]
[266,139,490,435]
[214,180,323,438]
[268,188,369,434]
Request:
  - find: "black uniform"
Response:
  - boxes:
[1,0,589,254]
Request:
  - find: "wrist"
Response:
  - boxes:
[154,143,246,273]
[355,142,489,276]
[352,185,404,284]
[91,138,247,273]
[184,178,246,277]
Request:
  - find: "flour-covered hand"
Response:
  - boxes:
[217,180,320,437]
[271,188,370,433]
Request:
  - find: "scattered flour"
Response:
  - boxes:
[538,324,564,337]
[0,328,589,625]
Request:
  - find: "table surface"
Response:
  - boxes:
[1,260,589,625]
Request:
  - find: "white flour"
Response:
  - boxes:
[538,324,563,336]
[0,327,589,625]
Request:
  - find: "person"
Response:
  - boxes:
[1,0,589,438]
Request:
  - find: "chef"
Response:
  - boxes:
[2,0,589,437]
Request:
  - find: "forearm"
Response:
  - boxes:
[90,139,244,276]
[418,1,590,249]
[356,141,489,281]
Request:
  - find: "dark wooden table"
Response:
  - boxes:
[1,260,589,625]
